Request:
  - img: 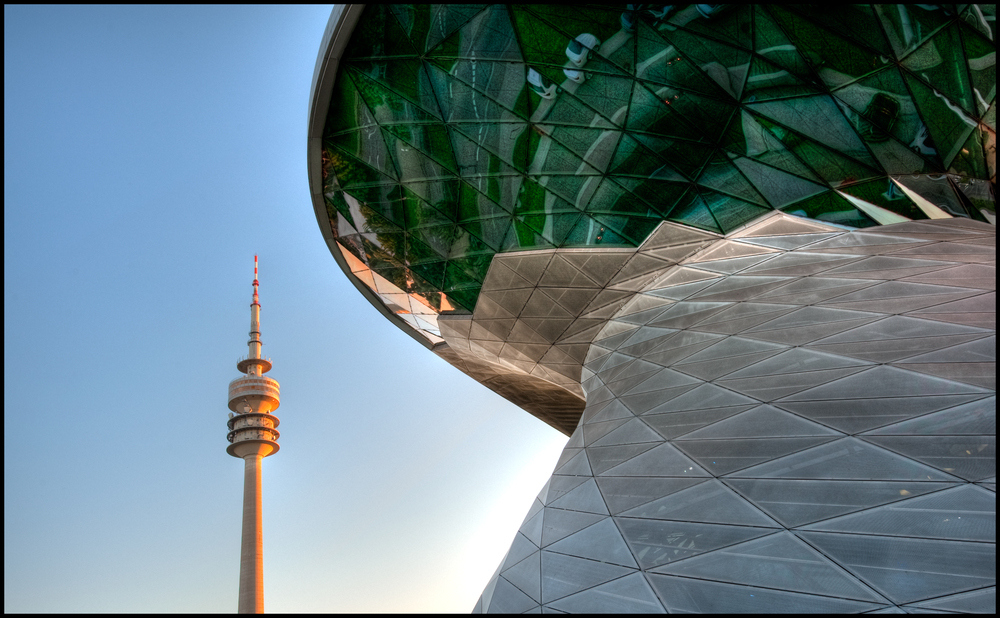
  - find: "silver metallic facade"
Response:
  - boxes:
[308,5,996,613]
[471,212,995,613]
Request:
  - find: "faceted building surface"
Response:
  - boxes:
[471,212,995,613]
[307,4,996,613]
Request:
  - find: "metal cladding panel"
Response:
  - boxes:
[477,214,995,613]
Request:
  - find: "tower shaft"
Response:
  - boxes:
[238,453,264,614]
[227,255,280,614]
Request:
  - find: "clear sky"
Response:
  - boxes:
[3,6,567,613]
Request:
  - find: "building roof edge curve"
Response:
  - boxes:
[307,5,438,351]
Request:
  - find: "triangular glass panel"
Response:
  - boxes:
[778,365,990,403]
[612,178,692,220]
[775,393,988,435]
[905,586,998,613]
[545,517,637,568]
[569,75,636,132]
[743,54,818,103]
[548,125,619,162]
[509,6,580,69]
[902,26,975,122]
[554,448,592,478]
[646,571,884,613]
[586,443,660,476]
[425,62,527,125]
[424,5,516,61]
[488,576,538,613]
[675,436,840,476]
[656,27,750,100]
[632,133,714,180]
[838,178,927,220]
[344,4,421,59]
[500,218,557,252]
[798,531,996,605]
[616,517,775,570]
[501,532,540,572]
[863,396,995,436]
[347,61,442,122]
[748,96,879,171]
[325,68,381,134]
[610,133,662,178]
[621,479,780,527]
[659,531,886,601]
[831,63,929,147]
[790,124,888,183]
[500,550,540,604]
[534,132,602,177]
[960,24,996,115]
[418,5,488,55]
[730,155,826,209]
[656,86,740,144]
[595,476,707,515]
[682,404,843,440]
[802,484,996,541]
[325,148,399,192]
[903,72,978,170]
[591,418,663,447]
[520,5,625,67]
[665,191,723,233]
[861,435,996,481]
[701,191,773,233]
[769,6,887,79]
[543,88,618,129]
[600,441,711,478]
[792,4,893,56]
[625,82,686,140]
[948,127,991,181]
[696,154,769,206]
[679,5,753,51]
[547,478,610,516]
[644,405,758,440]
[727,437,957,481]
[753,7,818,83]
[539,550,636,604]
[635,21,731,98]
[546,572,665,614]
[723,477,959,527]
[782,191,878,228]
[520,507,544,547]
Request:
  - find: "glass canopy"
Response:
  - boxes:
[320,4,996,343]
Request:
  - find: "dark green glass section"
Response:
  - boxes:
[320,4,995,337]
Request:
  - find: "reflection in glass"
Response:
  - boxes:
[322,4,995,341]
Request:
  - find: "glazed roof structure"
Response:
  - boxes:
[312,4,996,346]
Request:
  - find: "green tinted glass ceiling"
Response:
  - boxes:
[319,4,996,343]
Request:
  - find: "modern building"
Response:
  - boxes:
[308,5,995,613]
[226,256,281,614]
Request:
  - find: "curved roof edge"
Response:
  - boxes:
[306,5,439,351]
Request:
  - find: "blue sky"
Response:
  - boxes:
[3,6,567,612]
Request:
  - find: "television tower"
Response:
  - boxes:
[227,255,280,614]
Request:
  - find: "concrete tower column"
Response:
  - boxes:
[239,452,263,614]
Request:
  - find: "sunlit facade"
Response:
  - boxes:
[308,5,995,613]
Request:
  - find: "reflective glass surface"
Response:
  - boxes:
[321,5,996,341]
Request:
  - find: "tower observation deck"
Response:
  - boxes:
[226,255,280,614]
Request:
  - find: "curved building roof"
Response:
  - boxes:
[308,4,996,430]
